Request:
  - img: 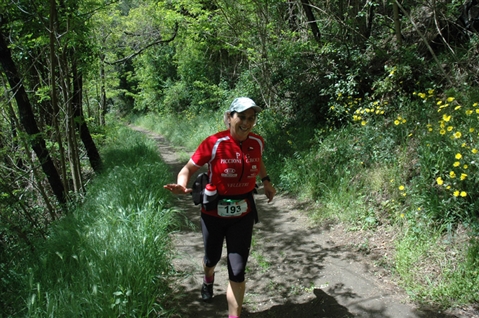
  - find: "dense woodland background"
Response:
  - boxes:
[1,0,479,316]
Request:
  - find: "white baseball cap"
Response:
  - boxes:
[229,97,262,113]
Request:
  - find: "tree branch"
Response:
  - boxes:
[106,22,179,65]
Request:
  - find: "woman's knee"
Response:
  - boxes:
[227,252,247,282]
[204,254,221,268]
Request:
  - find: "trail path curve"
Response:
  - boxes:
[131,125,474,318]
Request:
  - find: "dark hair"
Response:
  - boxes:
[230,111,258,116]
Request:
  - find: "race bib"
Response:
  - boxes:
[217,199,249,217]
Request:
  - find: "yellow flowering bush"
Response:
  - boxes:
[326,86,478,222]
[420,92,479,205]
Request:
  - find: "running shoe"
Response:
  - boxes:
[201,282,213,301]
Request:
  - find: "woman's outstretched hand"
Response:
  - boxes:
[163,184,192,195]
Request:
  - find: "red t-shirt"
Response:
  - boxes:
[191,130,264,216]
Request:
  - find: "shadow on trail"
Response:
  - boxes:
[171,287,354,318]
[244,288,353,317]
[171,285,457,318]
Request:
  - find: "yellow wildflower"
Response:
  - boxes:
[436,177,444,185]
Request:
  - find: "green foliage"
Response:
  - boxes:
[396,232,479,307]
[8,126,181,317]
[133,46,178,113]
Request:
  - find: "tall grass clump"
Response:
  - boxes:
[18,125,181,317]
[396,230,479,307]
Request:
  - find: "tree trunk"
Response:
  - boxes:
[73,60,103,172]
[0,31,66,204]
[301,0,321,43]
[100,54,107,126]
[349,0,374,43]
[58,47,82,193]
[393,0,402,46]
[49,0,69,194]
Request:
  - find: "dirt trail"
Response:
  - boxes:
[131,126,473,318]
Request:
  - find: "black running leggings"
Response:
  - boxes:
[201,212,255,282]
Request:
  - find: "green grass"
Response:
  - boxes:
[132,88,479,310]
[131,111,223,151]
[396,230,479,306]
[11,125,182,317]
